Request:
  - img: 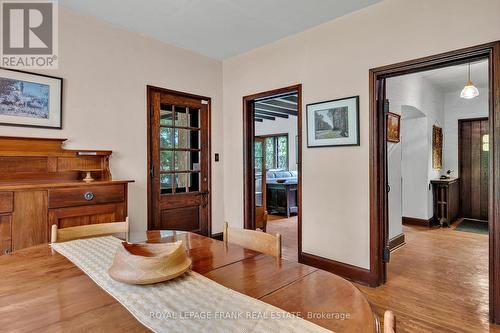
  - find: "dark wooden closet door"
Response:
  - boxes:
[459,118,489,221]
[148,88,211,235]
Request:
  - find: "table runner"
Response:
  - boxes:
[51,236,331,333]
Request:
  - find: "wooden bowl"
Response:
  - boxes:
[108,241,192,285]
[276,179,286,184]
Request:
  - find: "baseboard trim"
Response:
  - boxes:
[299,252,376,287]
[402,216,432,227]
[211,232,223,241]
[389,233,405,251]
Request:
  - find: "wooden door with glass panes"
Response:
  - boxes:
[148,88,210,236]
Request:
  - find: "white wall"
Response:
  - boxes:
[222,0,500,269]
[255,116,298,170]
[401,116,429,219]
[443,87,489,175]
[0,7,224,233]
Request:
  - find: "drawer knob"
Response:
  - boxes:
[84,192,95,201]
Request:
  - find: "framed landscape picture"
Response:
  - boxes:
[0,68,62,129]
[306,96,359,147]
[387,112,401,143]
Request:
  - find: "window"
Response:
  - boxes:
[159,103,201,194]
[262,135,288,170]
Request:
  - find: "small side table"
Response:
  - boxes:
[431,178,460,227]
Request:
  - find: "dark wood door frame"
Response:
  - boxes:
[242,84,302,254]
[369,41,500,323]
[146,85,212,235]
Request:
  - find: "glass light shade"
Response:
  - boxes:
[460,80,479,99]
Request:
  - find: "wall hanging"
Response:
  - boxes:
[306,96,359,147]
[0,68,62,129]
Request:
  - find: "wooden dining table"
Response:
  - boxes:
[0,230,377,333]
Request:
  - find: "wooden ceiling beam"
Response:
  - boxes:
[255,114,276,121]
[259,99,297,110]
[255,104,297,115]
[282,95,298,103]
[254,110,289,118]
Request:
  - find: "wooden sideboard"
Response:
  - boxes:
[266,183,298,217]
[0,136,133,255]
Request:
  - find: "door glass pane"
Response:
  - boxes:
[175,129,190,149]
[189,173,200,192]
[191,151,200,171]
[254,141,263,207]
[189,108,200,128]
[190,130,199,149]
[175,106,188,127]
[160,151,174,171]
[265,137,274,170]
[160,128,174,148]
[160,104,173,126]
[160,174,173,194]
[176,173,188,193]
[277,136,288,169]
[175,151,189,170]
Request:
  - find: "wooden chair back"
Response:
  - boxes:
[51,218,129,243]
[384,311,396,333]
[223,222,281,258]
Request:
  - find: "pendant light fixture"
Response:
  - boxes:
[460,63,479,99]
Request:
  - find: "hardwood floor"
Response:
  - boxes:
[267,217,500,332]
[357,224,500,333]
[266,214,298,262]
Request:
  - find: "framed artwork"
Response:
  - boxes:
[0,68,63,129]
[306,96,359,147]
[386,112,401,143]
[433,125,443,170]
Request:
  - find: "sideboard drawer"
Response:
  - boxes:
[0,192,13,214]
[48,185,125,208]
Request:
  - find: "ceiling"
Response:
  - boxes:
[254,94,297,122]
[419,59,489,93]
[59,0,381,59]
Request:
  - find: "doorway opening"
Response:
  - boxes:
[243,84,302,262]
[147,86,212,236]
[369,42,500,324]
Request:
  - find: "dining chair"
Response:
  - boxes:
[384,310,396,333]
[51,217,129,243]
[223,222,281,258]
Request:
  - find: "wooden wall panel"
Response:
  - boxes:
[12,191,48,251]
[0,157,48,173]
[0,192,13,214]
[0,215,12,254]
[57,157,103,172]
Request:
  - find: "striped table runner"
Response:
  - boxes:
[52,236,331,333]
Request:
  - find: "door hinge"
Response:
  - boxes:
[383,246,391,263]
[150,165,154,178]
